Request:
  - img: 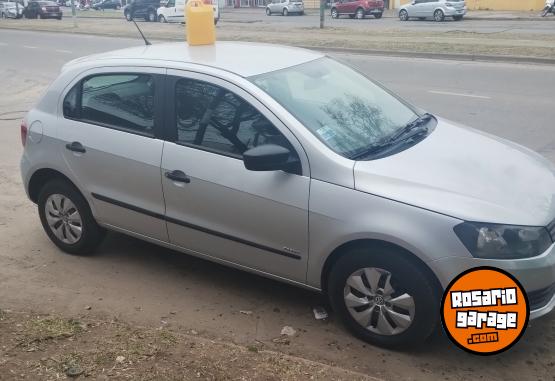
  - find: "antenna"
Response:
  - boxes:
[132,19,152,46]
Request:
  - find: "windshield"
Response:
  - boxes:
[249,57,419,159]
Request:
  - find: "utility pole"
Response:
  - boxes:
[71,0,77,27]
[319,0,324,28]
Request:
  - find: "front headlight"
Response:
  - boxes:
[454,222,553,259]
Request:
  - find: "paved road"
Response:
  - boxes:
[1,29,554,381]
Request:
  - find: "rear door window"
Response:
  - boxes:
[63,73,156,137]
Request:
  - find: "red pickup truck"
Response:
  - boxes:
[331,0,384,19]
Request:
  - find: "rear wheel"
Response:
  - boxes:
[399,9,408,21]
[124,10,132,20]
[433,9,444,22]
[147,9,156,21]
[1,12,6,18]
[373,12,382,19]
[158,14,166,22]
[282,7,288,16]
[266,7,271,15]
[116,4,121,9]
[355,7,364,19]
[331,7,338,18]
[328,245,440,348]
[38,180,105,255]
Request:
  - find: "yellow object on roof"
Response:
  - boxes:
[186,0,216,46]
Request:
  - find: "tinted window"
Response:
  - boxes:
[174,78,293,157]
[71,74,155,135]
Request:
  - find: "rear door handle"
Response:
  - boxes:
[65,141,86,153]
[165,170,191,184]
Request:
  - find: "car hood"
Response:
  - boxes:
[354,118,555,226]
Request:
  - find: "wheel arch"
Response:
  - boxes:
[28,168,82,204]
[320,239,444,297]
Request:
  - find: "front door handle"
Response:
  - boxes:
[165,170,191,184]
[65,141,86,153]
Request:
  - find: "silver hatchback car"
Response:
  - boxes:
[399,0,467,21]
[20,42,555,348]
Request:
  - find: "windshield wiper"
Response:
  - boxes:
[349,113,433,160]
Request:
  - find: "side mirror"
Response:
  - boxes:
[243,144,297,172]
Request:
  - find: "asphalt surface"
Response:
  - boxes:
[1,29,555,380]
[1,28,554,160]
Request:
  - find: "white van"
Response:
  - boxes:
[157,0,219,24]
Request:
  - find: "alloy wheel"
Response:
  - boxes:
[343,267,415,336]
[399,9,408,21]
[45,194,83,245]
[331,8,338,18]
[355,8,364,19]
[282,8,288,16]
[434,9,444,22]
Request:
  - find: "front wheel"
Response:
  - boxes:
[355,7,364,19]
[373,12,382,19]
[328,245,440,348]
[124,10,132,20]
[399,9,408,21]
[158,14,166,22]
[331,7,338,18]
[38,180,105,255]
[266,7,271,15]
[147,10,156,22]
[282,7,288,16]
[433,9,444,22]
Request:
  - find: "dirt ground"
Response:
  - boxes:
[1,17,555,60]
[0,310,378,380]
[1,45,555,381]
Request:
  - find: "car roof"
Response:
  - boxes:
[66,41,324,77]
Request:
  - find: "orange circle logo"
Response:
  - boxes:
[441,267,529,355]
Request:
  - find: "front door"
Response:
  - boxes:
[57,67,168,242]
[161,71,310,282]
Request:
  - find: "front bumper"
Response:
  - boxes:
[444,6,467,16]
[428,242,555,319]
[365,7,383,15]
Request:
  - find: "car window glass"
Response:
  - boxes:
[78,74,155,135]
[174,78,293,158]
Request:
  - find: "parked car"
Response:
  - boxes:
[123,0,159,21]
[0,1,24,18]
[20,41,555,348]
[157,0,219,24]
[92,0,121,9]
[265,0,304,16]
[23,0,62,18]
[330,0,383,19]
[399,0,467,21]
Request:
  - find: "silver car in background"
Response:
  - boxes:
[20,42,555,349]
[266,0,304,16]
[399,0,467,21]
[0,1,24,18]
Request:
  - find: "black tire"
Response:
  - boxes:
[433,9,444,22]
[124,10,132,20]
[355,7,364,19]
[399,9,408,21]
[147,9,156,21]
[38,180,105,255]
[266,7,271,15]
[158,14,166,22]
[57,15,62,19]
[373,12,382,19]
[330,7,338,18]
[328,244,440,349]
[282,7,288,16]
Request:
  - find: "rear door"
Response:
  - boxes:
[174,0,184,20]
[160,70,310,282]
[58,67,168,242]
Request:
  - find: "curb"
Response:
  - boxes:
[297,46,555,65]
